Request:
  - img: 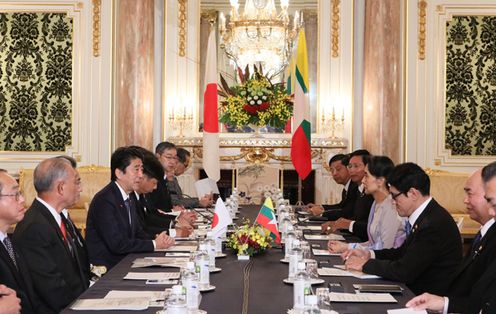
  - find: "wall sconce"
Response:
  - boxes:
[168,98,193,137]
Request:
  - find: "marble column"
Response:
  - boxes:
[114,0,155,150]
[362,0,401,163]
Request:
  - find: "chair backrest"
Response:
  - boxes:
[426,168,469,214]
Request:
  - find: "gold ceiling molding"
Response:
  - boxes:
[331,0,340,58]
[418,0,427,60]
[178,0,187,57]
[92,0,101,57]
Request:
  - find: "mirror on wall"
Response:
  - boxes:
[198,0,318,134]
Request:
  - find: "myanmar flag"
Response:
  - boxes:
[255,198,281,244]
[290,29,312,180]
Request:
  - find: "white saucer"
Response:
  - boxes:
[215,253,227,258]
[199,284,216,292]
[283,278,325,285]
[209,267,221,273]
[280,258,289,263]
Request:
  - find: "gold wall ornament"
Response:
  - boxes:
[418,0,427,60]
[178,0,187,57]
[331,0,340,58]
[92,0,101,57]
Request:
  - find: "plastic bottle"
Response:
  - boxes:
[304,295,321,313]
[164,285,187,314]
[284,225,297,259]
[204,233,217,270]
[293,262,311,310]
[195,243,210,289]
[288,239,303,279]
[181,262,200,310]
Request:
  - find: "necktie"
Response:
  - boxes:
[341,188,347,203]
[124,198,133,227]
[60,219,68,242]
[3,236,18,269]
[471,231,482,254]
[405,221,412,237]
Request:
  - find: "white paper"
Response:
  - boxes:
[195,178,219,197]
[305,234,345,241]
[123,272,180,280]
[329,292,396,303]
[105,290,168,301]
[165,252,191,257]
[312,249,342,256]
[156,245,198,253]
[70,297,149,310]
[387,309,428,314]
[317,267,381,279]
[299,225,322,231]
[132,257,189,268]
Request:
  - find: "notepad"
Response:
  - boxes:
[329,292,396,303]
[317,267,380,279]
[312,249,341,256]
[387,308,427,314]
[305,234,345,241]
[71,297,149,310]
[123,272,180,280]
[156,245,198,252]
[299,225,322,231]
[353,284,404,294]
[132,257,189,268]
[105,290,168,301]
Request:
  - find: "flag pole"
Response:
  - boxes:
[297,177,303,206]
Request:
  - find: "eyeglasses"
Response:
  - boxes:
[390,191,405,200]
[0,191,24,201]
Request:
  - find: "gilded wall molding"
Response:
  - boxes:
[331,0,340,58]
[92,0,101,57]
[178,0,187,57]
[418,0,427,60]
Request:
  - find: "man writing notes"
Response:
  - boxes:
[13,158,88,313]
[0,169,38,313]
[86,146,175,269]
[407,164,496,313]
[344,162,462,295]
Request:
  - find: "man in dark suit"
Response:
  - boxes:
[85,146,175,269]
[344,162,462,296]
[407,164,496,313]
[0,285,21,314]
[0,170,38,313]
[316,150,373,241]
[13,158,89,313]
[132,148,193,238]
[149,141,180,212]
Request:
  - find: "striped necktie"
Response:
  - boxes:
[3,236,18,269]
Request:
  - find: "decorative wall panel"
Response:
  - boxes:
[0,12,72,151]
[445,15,496,156]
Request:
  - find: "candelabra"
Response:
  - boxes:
[169,108,193,137]
[321,107,344,139]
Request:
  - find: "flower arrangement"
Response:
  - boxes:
[218,65,293,129]
[227,219,273,256]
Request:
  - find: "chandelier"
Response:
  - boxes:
[219,0,301,76]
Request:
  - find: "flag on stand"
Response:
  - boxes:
[290,29,312,180]
[255,197,281,244]
[211,198,232,237]
[203,28,220,182]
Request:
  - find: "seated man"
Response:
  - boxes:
[0,285,21,314]
[85,146,175,269]
[132,148,193,238]
[13,158,89,312]
[344,162,462,295]
[168,148,212,209]
[406,164,496,313]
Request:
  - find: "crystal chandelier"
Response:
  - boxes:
[219,0,301,76]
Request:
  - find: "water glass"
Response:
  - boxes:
[300,240,311,259]
[305,259,318,278]
[315,287,330,308]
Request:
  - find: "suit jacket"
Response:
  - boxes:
[63,212,91,286]
[0,238,38,314]
[322,181,359,219]
[450,257,496,314]
[130,192,174,237]
[168,177,199,208]
[447,221,496,312]
[149,178,173,212]
[86,182,155,269]
[362,199,462,295]
[12,199,88,313]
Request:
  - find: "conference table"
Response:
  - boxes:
[63,205,416,314]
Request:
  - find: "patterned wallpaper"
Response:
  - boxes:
[445,16,496,156]
[0,13,72,152]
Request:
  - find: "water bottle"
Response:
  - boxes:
[204,233,217,270]
[214,231,223,254]
[195,243,210,289]
[288,239,303,279]
[165,285,187,314]
[304,295,321,313]
[293,262,311,310]
[181,262,200,310]
[284,225,297,259]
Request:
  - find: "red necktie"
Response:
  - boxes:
[60,220,68,242]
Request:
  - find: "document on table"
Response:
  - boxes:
[387,309,427,314]
[317,267,381,279]
[70,297,149,310]
[312,249,342,256]
[305,234,345,241]
[132,257,189,268]
[165,252,190,257]
[329,292,397,303]
[105,290,170,307]
[124,272,180,280]
[299,225,322,231]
